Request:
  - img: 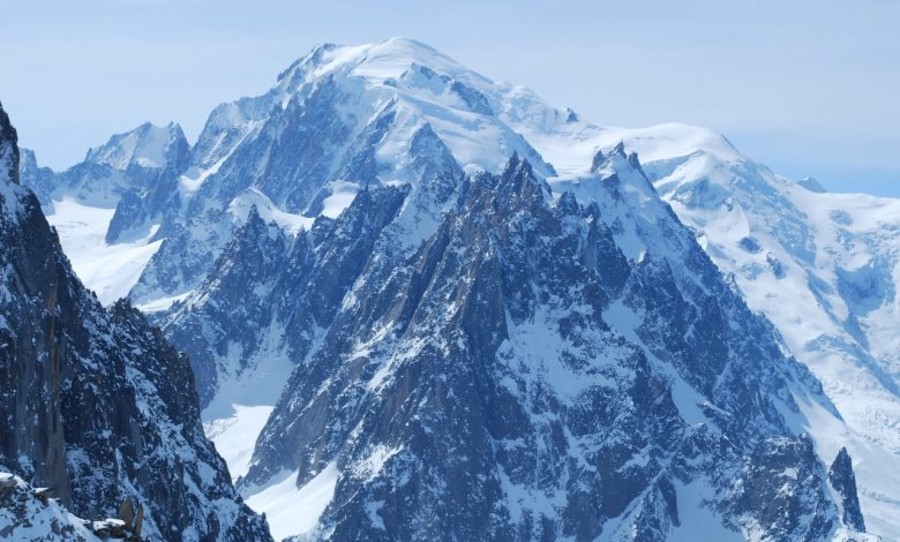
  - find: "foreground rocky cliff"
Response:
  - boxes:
[0,102,271,541]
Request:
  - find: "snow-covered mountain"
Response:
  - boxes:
[16,38,900,540]
[241,151,871,540]
[119,38,557,306]
[85,121,188,171]
[575,122,900,538]
[16,122,191,305]
[25,121,189,210]
[503,119,900,536]
[0,103,271,541]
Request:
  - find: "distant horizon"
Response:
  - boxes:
[3,0,899,196]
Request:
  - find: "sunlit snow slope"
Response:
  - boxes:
[45,198,162,305]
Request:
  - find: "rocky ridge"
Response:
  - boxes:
[0,102,271,541]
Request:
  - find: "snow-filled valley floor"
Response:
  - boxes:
[45,198,163,305]
[204,404,338,541]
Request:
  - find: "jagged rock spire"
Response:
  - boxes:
[0,101,20,185]
[829,447,866,532]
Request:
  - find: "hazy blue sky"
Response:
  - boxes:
[2,0,899,195]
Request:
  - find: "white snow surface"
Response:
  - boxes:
[228,188,314,235]
[204,404,274,481]
[134,291,192,313]
[320,180,361,219]
[669,479,743,542]
[245,462,339,541]
[85,121,181,170]
[45,197,162,305]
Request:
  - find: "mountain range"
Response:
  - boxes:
[5,37,898,540]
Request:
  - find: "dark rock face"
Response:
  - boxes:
[0,104,18,185]
[165,148,861,540]
[0,180,74,506]
[164,187,409,411]
[246,159,684,540]
[105,189,150,242]
[0,103,271,542]
[726,436,839,540]
[18,148,55,208]
[103,161,185,244]
[163,208,291,407]
[829,447,866,532]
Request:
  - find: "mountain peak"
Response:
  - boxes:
[190,37,555,195]
[275,37,486,95]
[85,121,188,170]
[0,101,20,185]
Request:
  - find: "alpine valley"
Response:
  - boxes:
[4,38,897,541]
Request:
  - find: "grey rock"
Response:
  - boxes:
[0,103,271,542]
[218,155,856,540]
[0,103,18,185]
[830,447,866,532]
